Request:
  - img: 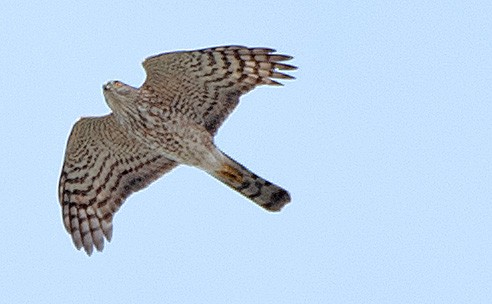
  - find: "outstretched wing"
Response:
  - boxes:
[141,45,297,135]
[58,115,177,255]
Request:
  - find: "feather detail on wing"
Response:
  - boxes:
[141,46,297,135]
[58,115,177,255]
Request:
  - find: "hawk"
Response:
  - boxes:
[58,45,297,255]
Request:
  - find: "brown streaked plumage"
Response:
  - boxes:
[59,45,297,255]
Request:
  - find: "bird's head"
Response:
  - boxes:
[102,81,138,116]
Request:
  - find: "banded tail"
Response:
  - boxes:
[211,155,291,211]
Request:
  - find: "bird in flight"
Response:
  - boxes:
[58,45,297,255]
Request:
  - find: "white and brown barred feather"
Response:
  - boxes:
[59,46,296,255]
[58,115,177,255]
[141,46,296,134]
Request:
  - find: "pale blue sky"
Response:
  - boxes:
[0,1,491,303]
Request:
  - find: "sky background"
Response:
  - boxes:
[0,1,491,303]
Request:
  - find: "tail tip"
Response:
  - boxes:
[262,189,291,212]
